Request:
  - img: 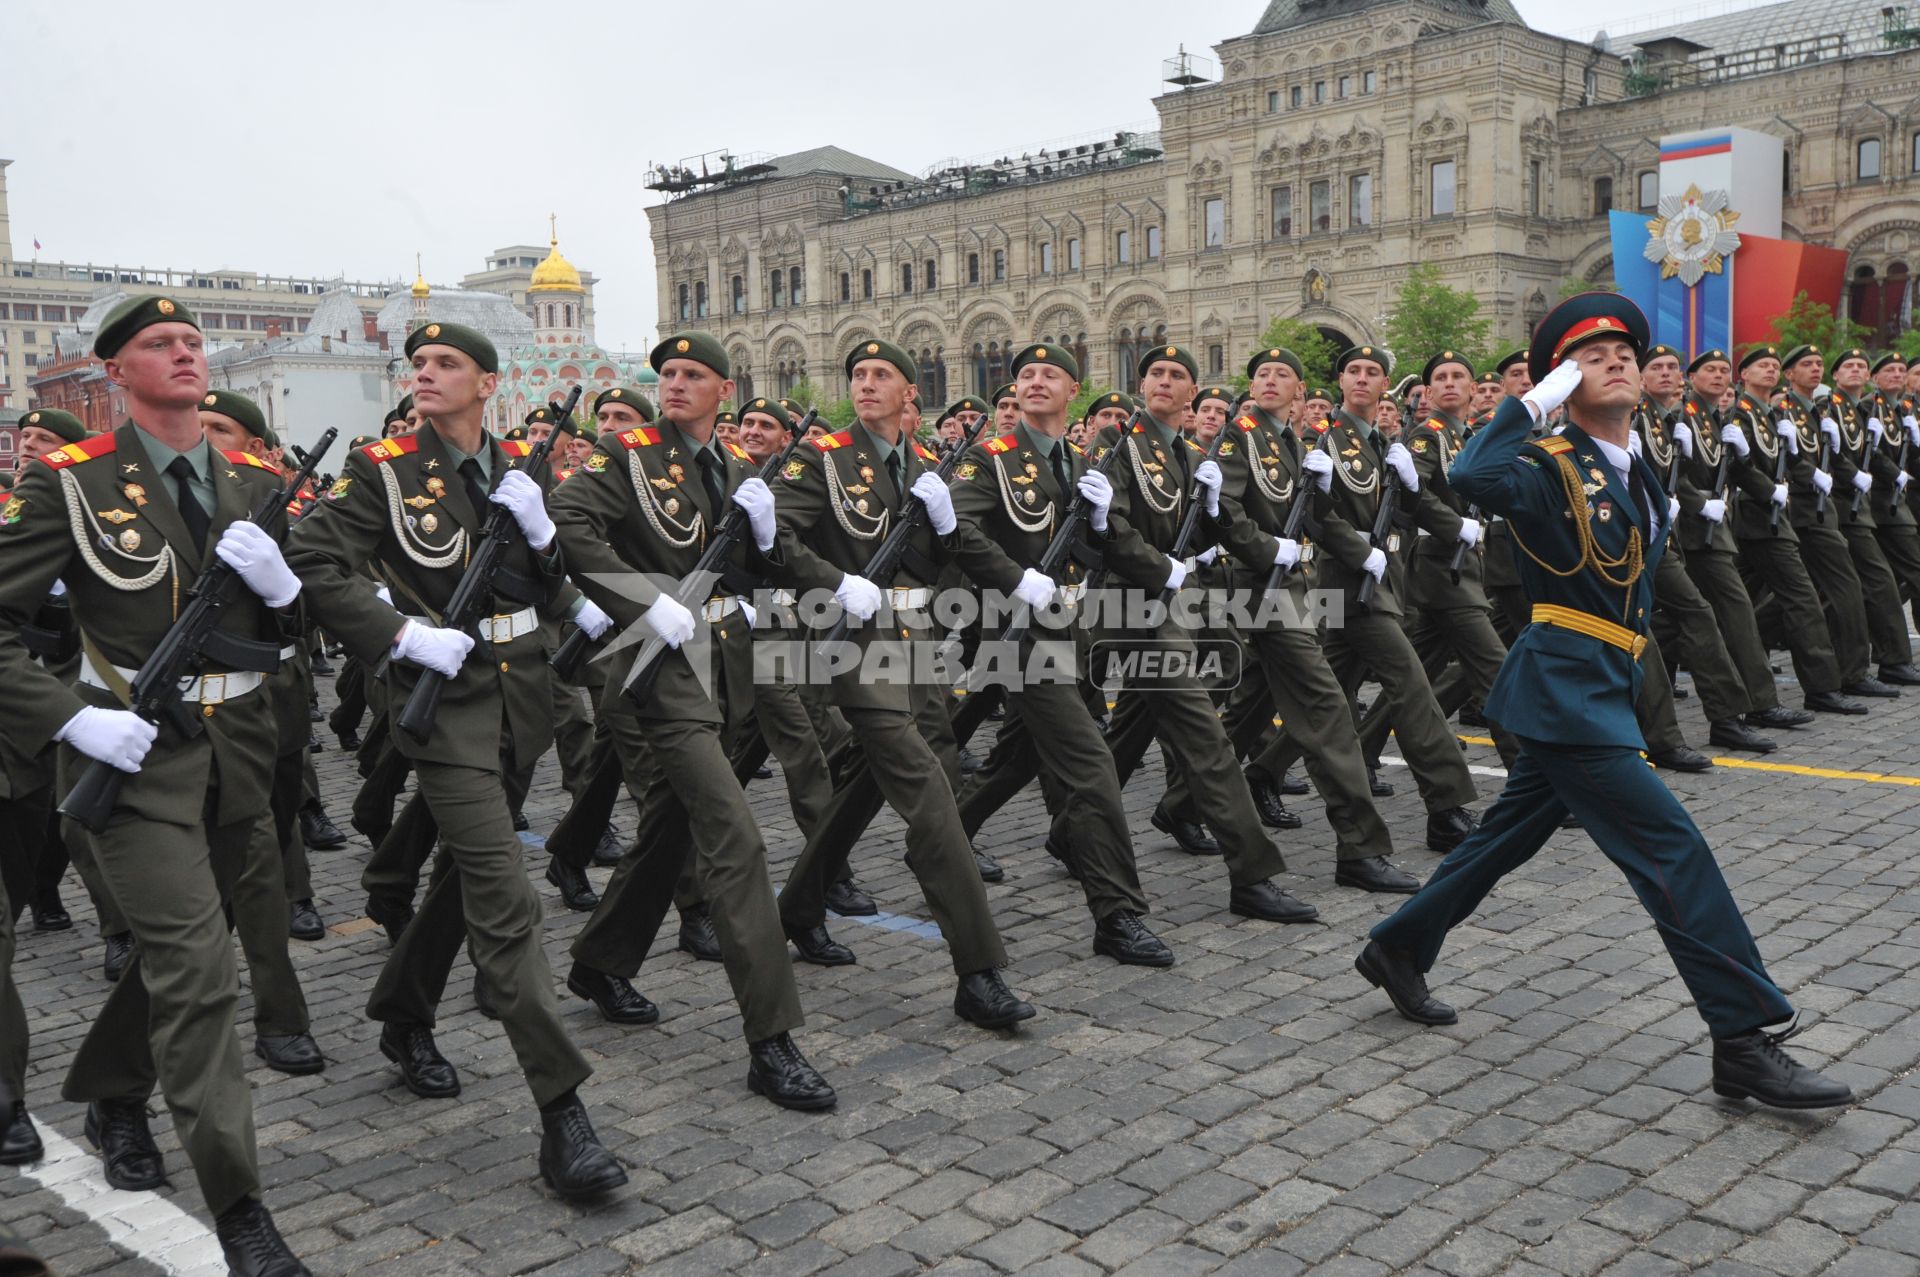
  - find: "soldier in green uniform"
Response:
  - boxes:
[1820,348,1920,686]
[287,319,625,1201]
[1358,292,1851,1111]
[0,296,311,1273]
[769,339,1035,1030]
[1860,353,1920,658]
[549,333,834,1109]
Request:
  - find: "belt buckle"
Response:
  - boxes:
[482,617,503,643]
[890,587,912,610]
[200,673,228,705]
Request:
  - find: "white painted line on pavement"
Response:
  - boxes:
[9,1126,225,1275]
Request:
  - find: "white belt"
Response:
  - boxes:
[700,596,742,623]
[475,608,538,643]
[767,589,796,608]
[1059,582,1087,603]
[81,655,265,705]
[280,644,297,660]
[887,587,933,610]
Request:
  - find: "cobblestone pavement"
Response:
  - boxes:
[6,666,1920,1276]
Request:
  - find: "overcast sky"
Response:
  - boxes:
[6,0,1752,352]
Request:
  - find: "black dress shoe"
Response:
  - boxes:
[512,809,530,832]
[336,729,362,752]
[1650,745,1714,772]
[1878,662,1920,687]
[1844,677,1901,699]
[1425,806,1478,854]
[975,850,1005,883]
[545,858,599,912]
[1150,804,1222,855]
[678,906,722,961]
[591,827,625,867]
[30,888,72,932]
[1247,772,1303,830]
[1277,768,1310,796]
[1093,910,1175,966]
[1712,1023,1854,1109]
[1335,856,1420,894]
[1457,703,1489,728]
[366,896,413,946]
[299,805,347,851]
[288,898,324,942]
[566,963,660,1024]
[824,877,878,916]
[379,1022,461,1098]
[954,969,1036,1029]
[1042,832,1083,882]
[1368,766,1395,797]
[1746,705,1814,729]
[85,1099,165,1190]
[309,653,335,676]
[215,1197,310,1277]
[1229,879,1319,923]
[538,1096,628,1199]
[752,764,774,780]
[1805,690,1870,715]
[1708,718,1776,754]
[785,922,856,966]
[1356,940,1458,1025]
[0,1101,43,1165]
[958,747,983,775]
[746,1032,838,1110]
[103,932,134,982]
[255,1033,325,1075]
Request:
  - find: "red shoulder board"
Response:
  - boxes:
[724,441,752,462]
[556,468,576,482]
[1309,419,1330,434]
[221,449,278,472]
[1183,437,1205,453]
[983,434,1020,454]
[360,435,419,463]
[914,443,939,464]
[38,435,118,470]
[500,439,533,457]
[1427,418,1447,431]
[615,427,660,449]
[1684,401,1698,415]
[1068,442,1086,456]
[1738,398,1757,413]
[811,430,853,452]
[1130,423,1148,434]
[1236,414,1259,433]
[1532,436,1575,456]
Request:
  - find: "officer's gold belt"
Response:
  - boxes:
[1530,604,1648,660]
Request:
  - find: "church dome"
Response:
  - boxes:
[529,218,583,294]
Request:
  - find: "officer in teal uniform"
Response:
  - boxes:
[1355,294,1851,1110]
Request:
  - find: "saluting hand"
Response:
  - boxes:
[1521,359,1581,421]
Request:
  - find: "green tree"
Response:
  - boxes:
[1892,329,1920,363]
[1557,276,1619,300]
[1769,291,1869,357]
[1068,382,1113,423]
[1233,315,1340,394]
[1381,262,1491,374]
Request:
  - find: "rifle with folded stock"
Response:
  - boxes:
[999,410,1140,646]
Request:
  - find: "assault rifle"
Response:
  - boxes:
[1160,422,1232,606]
[1355,465,1401,612]
[999,410,1140,646]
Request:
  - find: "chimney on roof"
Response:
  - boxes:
[266,321,282,339]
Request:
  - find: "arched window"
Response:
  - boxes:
[1592,176,1613,216]
[732,275,746,314]
[731,347,754,403]
[861,269,874,299]
[1859,138,1883,181]
[675,288,688,322]
[925,259,937,290]
[789,266,804,305]
[1853,261,1913,346]
[839,272,850,303]
[967,253,980,284]
[770,270,785,308]
[564,302,574,328]
[547,302,557,327]
[693,284,706,319]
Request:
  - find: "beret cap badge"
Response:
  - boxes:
[867,343,879,354]
[156,299,175,316]
[425,323,441,337]
[676,339,690,352]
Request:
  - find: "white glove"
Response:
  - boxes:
[55,706,156,773]
[1627,430,1643,457]
[834,573,883,622]
[910,472,956,536]
[1812,468,1833,495]
[1195,545,1222,566]
[1163,556,1188,591]
[392,620,474,678]
[1302,447,1334,492]
[1771,483,1789,507]
[642,594,696,649]
[1667,497,1680,523]
[1905,416,1920,446]
[1522,359,1581,421]
[1194,459,1223,516]
[1361,548,1387,581]
[1853,471,1873,495]
[214,521,301,608]
[1672,422,1693,459]
[48,578,67,598]
[574,598,612,640]
[1816,384,1832,399]
[1868,417,1885,444]
[1720,424,1749,458]
[1700,498,1726,523]
[1271,537,1301,570]
[1775,420,1798,455]
[1384,442,1419,492]
[1819,417,1842,451]
[738,598,757,629]
[1077,471,1112,533]
[1014,568,1056,610]
[731,476,777,551]
[488,469,555,551]
[1457,517,1483,547]
[1897,472,1910,494]
[375,585,393,606]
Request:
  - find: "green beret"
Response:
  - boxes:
[1781,344,1822,371]
[406,320,498,374]
[261,425,281,452]
[1306,386,1336,403]
[349,434,377,450]
[1686,348,1731,375]
[526,403,576,435]
[1191,386,1233,410]
[593,385,655,422]
[524,405,555,427]
[1871,350,1906,374]
[1494,349,1528,376]
[777,396,805,418]
[650,332,729,378]
[936,396,989,425]
[1640,343,1682,369]
[1828,347,1871,376]
[1421,350,1474,383]
[1136,342,1198,382]
[1738,344,1781,372]
[717,409,737,425]
[397,394,415,416]
[1010,342,1080,382]
[200,389,268,439]
[1334,344,1391,376]
[1476,371,1501,386]
[577,426,598,442]
[844,338,916,384]
[383,405,407,427]
[17,408,87,444]
[93,294,200,360]
[503,426,527,441]
[990,382,1017,407]
[1087,391,1136,417]
[741,397,794,430]
[1246,347,1303,381]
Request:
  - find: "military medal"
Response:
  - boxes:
[123,483,148,507]
[859,465,875,485]
[405,495,435,509]
[118,528,142,551]
[1023,489,1038,505]
[1598,502,1613,522]
[425,477,446,498]
[855,498,870,514]
[668,463,686,484]
[1268,467,1280,482]
[1590,467,1607,485]
[665,498,680,516]
[97,508,137,525]
[421,513,439,534]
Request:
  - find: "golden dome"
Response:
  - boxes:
[529,214,583,294]
[410,252,430,298]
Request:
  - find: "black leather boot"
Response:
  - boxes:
[746,1033,837,1110]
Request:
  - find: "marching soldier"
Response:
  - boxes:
[1860,353,1920,658]
[287,319,625,1200]
[1820,349,1920,686]
[0,295,310,1272]
[1358,293,1851,1112]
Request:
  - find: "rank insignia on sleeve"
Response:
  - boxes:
[782,459,808,482]
[585,454,609,473]
[1,496,24,525]
[327,476,353,500]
